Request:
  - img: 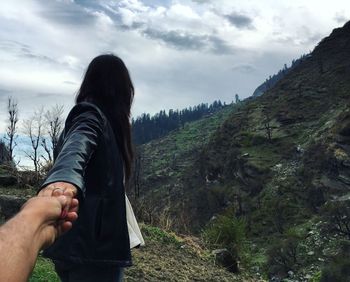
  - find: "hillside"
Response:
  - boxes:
[133,21,350,280]
[129,104,236,230]
[30,225,261,282]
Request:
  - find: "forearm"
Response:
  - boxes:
[0,211,43,282]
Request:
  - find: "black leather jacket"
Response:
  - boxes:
[40,102,132,267]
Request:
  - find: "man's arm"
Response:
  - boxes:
[0,196,78,282]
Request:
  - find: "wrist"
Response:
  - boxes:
[16,208,45,251]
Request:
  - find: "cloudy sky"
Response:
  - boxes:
[0,0,349,131]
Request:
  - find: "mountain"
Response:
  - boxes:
[252,54,310,97]
[130,21,350,280]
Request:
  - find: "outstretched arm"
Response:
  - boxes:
[0,196,78,282]
[39,103,104,197]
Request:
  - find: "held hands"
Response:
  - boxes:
[36,182,79,249]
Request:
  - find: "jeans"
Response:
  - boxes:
[55,264,124,282]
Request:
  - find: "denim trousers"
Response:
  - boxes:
[55,264,124,282]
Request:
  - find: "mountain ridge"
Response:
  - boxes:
[130,21,350,280]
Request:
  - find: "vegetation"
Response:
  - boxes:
[320,241,350,282]
[202,214,246,272]
[132,100,228,144]
[132,21,350,281]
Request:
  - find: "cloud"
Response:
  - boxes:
[191,0,210,4]
[224,12,254,29]
[231,64,256,73]
[0,0,348,126]
[143,28,206,50]
[334,12,348,24]
[0,87,12,101]
[37,0,95,26]
[142,28,235,54]
[0,40,54,63]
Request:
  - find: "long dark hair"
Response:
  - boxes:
[76,54,134,180]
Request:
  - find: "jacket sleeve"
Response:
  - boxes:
[40,103,104,197]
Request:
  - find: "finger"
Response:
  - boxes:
[38,187,54,197]
[56,195,69,207]
[65,211,78,222]
[69,198,79,213]
[58,221,73,235]
[52,188,64,197]
[63,187,77,198]
[56,196,72,219]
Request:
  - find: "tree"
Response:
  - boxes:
[321,200,350,240]
[267,235,301,277]
[262,106,273,142]
[4,97,19,163]
[235,94,240,104]
[41,105,64,162]
[133,148,142,199]
[23,107,44,178]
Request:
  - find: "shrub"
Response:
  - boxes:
[266,235,301,278]
[321,200,350,240]
[201,215,246,265]
[320,240,350,282]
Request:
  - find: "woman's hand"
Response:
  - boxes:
[38,182,78,198]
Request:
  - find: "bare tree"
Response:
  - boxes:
[262,106,273,142]
[23,107,44,178]
[4,97,19,163]
[133,150,142,199]
[41,105,64,162]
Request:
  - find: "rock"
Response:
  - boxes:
[307,251,315,256]
[0,195,26,220]
[211,248,238,273]
[242,153,249,157]
[338,174,350,185]
[275,164,283,169]
[0,174,17,187]
[288,270,294,277]
[296,145,304,153]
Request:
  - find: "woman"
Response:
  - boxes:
[38,54,134,281]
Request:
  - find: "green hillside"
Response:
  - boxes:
[133,21,350,281]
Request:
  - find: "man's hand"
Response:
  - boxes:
[20,195,79,249]
[38,182,79,223]
[0,196,79,282]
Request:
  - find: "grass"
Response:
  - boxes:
[141,224,183,247]
[28,225,257,282]
[142,106,234,179]
[30,257,59,282]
